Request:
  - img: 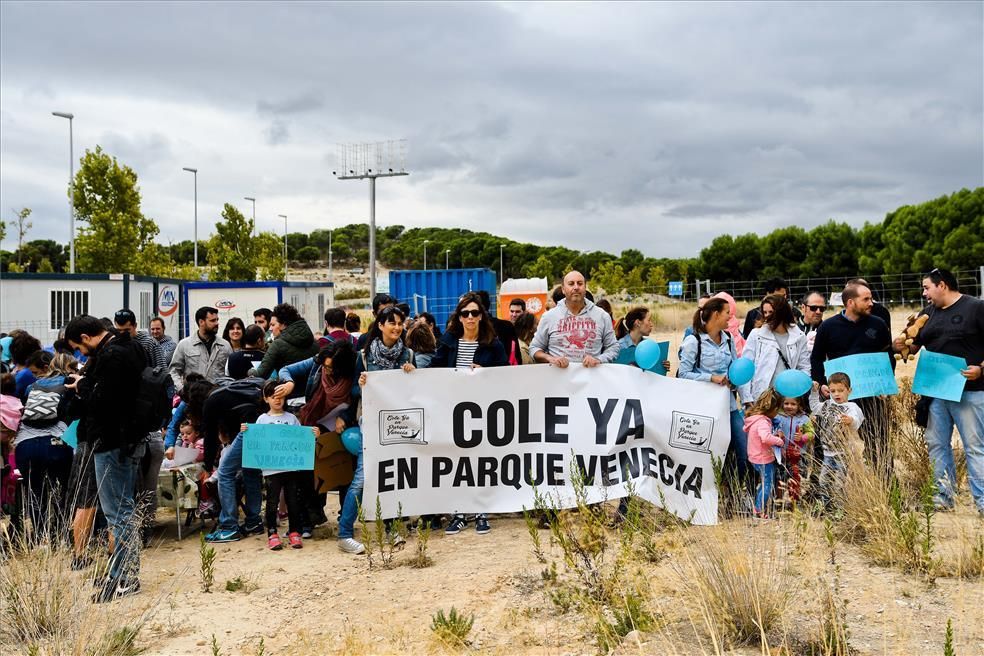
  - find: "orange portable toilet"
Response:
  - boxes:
[498,277,549,319]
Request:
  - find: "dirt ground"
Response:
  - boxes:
[90,308,983,654]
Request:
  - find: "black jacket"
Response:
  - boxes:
[69,332,145,453]
[430,332,508,369]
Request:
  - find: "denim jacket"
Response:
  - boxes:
[678,331,738,411]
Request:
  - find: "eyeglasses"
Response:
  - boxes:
[806,305,827,312]
[459,309,483,318]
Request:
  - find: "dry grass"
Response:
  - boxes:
[0,532,151,655]
[674,523,793,650]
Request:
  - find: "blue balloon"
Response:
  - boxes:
[728,358,755,386]
[774,369,812,398]
[634,339,661,370]
[340,427,363,455]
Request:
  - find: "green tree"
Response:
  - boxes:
[7,208,32,265]
[758,226,809,279]
[72,146,174,275]
[207,203,258,281]
[524,254,557,282]
[646,264,668,294]
[802,221,858,278]
[590,261,627,295]
[296,245,321,262]
[38,257,55,273]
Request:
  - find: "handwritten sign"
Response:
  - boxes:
[61,420,79,449]
[242,423,315,471]
[823,352,898,400]
[912,349,967,403]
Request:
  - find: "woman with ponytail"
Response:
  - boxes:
[615,307,668,370]
[678,297,751,493]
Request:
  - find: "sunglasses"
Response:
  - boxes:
[806,305,827,312]
[459,309,483,318]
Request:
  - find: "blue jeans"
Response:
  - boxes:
[752,462,775,514]
[94,443,145,584]
[925,391,984,511]
[338,450,364,539]
[217,432,263,531]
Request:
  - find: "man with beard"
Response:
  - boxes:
[811,281,893,477]
[169,306,232,391]
[64,315,145,602]
[149,317,177,364]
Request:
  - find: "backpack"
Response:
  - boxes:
[22,383,66,428]
[132,365,173,433]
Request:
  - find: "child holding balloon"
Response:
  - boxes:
[742,388,786,517]
[772,396,813,502]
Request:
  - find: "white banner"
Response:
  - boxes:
[362,364,731,525]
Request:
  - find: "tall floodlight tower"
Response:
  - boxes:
[333,140,409,297]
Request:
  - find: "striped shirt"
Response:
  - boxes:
[456,340,479,368]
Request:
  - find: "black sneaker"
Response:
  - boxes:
[93,578,141,603]
[445,516,466,535]
[475,517,491,535]
[239,522,264,536]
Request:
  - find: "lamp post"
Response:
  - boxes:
[51,111,75,273]
[423,239,429,271]
[278,214,287,281]
[445,249,451,270]
[499,243,505,283]
[244,197,256,235]
[182,168,198,267]
[328,229,333,283]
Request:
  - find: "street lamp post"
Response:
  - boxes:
[328,229,333,283]
[423,240,429,270]
[182,168,198,267]
[445,249,451,270]
[278,214,287,281]
[499,243,505,283]
[244,197,256,235]
[52,111,75,273]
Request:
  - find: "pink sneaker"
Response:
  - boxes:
[267,533,283,550]
[288,532,303,549]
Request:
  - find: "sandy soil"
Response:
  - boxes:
[121,309,981,655]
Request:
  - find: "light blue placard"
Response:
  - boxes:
[912,349,967,402]
[615,344,637,365]
[823,352,898,400]
[242,423,315,471]
[61,419,79,449]
[669,281,683,297]
[648,341,670,376]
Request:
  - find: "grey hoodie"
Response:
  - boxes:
[529,299,620,363]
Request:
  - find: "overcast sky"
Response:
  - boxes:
[1,1,981,259]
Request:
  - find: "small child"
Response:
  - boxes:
[810,372,864,507]
[242,380,316,551]
[772,396,813,503]
[162,420,205,469]
[743,388,786,517]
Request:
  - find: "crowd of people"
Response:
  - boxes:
[0,267,981,604]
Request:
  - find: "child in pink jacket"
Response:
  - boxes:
[743,388,786,517]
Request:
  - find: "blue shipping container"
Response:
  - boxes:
[389,268,498,330]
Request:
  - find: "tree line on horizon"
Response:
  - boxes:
[2,146,981,292]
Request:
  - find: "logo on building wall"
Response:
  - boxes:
[215,299,237,310]
[158,286,179,317]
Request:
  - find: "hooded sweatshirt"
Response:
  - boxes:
[743,413,784,465]
[253,319,318,379]
[528,299,620,364]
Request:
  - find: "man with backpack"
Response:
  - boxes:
[115,309,170,543]
[64,315,146,602]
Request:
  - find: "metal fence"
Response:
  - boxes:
[686,268,984,306]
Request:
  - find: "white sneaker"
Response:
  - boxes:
[338,537,366,554]
[386,531,406,548]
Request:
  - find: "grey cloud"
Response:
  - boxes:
[0,1,980,258]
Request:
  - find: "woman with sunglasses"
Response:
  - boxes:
[338,306,417,554]
[431,292,508,535]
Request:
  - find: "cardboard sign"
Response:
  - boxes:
[823,352,898,399]
[912,349,967,402]
[242,423,315,471]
